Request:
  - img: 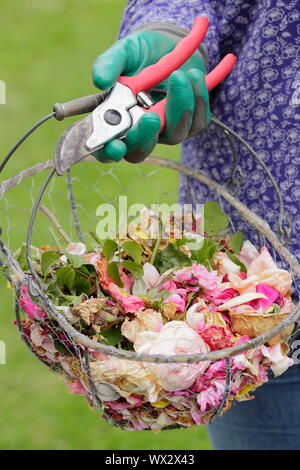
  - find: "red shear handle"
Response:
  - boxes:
[118,16,209,96]
[148,53,237,131]
[205,54,237,91]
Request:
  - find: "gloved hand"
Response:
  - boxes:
[92,28,211,164]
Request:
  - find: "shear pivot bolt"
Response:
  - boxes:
[104,109,122,125]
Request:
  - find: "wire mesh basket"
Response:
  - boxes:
[1,117,300,431]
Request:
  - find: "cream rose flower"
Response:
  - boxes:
[135,321,210,392]
[90,357,162,403]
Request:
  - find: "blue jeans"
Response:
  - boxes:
[208,361,300,450]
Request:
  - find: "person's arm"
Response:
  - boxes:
[93,1,221,163]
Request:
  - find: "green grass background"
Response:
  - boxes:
[0,0,212,450]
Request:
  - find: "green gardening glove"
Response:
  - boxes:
[92,27,211,164]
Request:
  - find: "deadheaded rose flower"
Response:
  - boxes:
[142,263,160,289]
[239,240,259,268]
[97,259,144,314]
[19,286,46,320]
[66,242,86,255]
[173,264,220,297]
[215,252,240,276]
[230,248,292,297]
[200,325,234,351]
[90,357,162,402]
[260,342,294,376]
[121,309,163,344]
[29,324,57,361]
[186,302,206,332]
[135,321,210,391]
[84,252,101,267]
[163,293,185,313]
[71,297,120,327]
[162,302,180,320]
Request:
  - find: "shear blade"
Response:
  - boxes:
[55,115,97,175]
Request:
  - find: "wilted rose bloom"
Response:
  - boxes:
[29,324,57,361]
[215,252,241,276]
[248,284,280,311]
[19,286,46,320]
[97,260,144,313]
[186,302,206,332]
[174,264,220,296]
[192,264,220,296]
[142,263,160,289]
[119,265,134,291]
[260,343,294,376]
[66,242,86,255]
[228,273,259,294]
[247,248,292,296]
[213,288,239,306]
[84,252,100,267]
[239,240,259,268]
[135,321,210,392]
[197,377,226,413]
[229,248,292,297]
[127,207,158,240]
[247,247,276,275]
[90,357,162,403]
[67,380,88,395]
[200,325,234,351]
[174,287,188,300]
[163,293,185,312]
[161,279,177,291]
[121,309,163,344]
[217,292,269,311]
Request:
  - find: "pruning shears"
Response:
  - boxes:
[54,16,236,175]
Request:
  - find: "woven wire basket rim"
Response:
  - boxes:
[1,156,300,365]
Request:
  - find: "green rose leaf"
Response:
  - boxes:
[103,239,118,261]
[99,326,122,346]
[132,278,147,296]
[228,231,244,253]
[154,242,191,274]
[122,240,142,264]
[74,278,91,296]
[146,286,171,302]
[53,337,71,355]
[56,267,75,291]
[81,264,97,275]
[192,238,218,269]
[41,251,60,276]
[17,244,29,271]
[107,261,123,287]
[76,265,98,284]
[121,260,144,279]
[204,201,229,236]
[60,294,85,306]
[72,269,92,296]
[227,252,247,273]
[67,254,84,268]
